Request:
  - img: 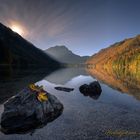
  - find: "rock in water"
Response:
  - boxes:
[0,87,63,134]
[55,87,74,92]
[79,81,102,100]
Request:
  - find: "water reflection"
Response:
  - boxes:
[0,66,92,106]
[44,67,102,100]
[0,66,140,139]
[87,64,140,101]
[0,66,91,135]
[44,67,88,84]
[0,66,56,104]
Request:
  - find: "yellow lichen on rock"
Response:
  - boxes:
[29,84,39,92]
[37,92,48,102]
[29,84,48,102]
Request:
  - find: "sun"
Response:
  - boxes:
[10,24,25,36]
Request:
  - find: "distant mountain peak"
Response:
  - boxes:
[54,45,67,49]
[45,45,89,64]
[49,45,70,52]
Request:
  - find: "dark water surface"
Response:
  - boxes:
[0,67,140,140]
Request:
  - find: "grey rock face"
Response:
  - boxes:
[1,87,63,134]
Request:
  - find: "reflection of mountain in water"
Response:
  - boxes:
[0,66,58,104]
[87,64,140,101]
[44,67,88,84]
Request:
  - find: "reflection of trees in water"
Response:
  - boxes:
[87,63,140,101]
[0,67,57,104]
[112,63,140,88]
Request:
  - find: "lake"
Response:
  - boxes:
[0,66,140,140]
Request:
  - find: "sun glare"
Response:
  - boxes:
[10,24,24,36]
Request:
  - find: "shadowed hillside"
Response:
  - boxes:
[0,23,60,69]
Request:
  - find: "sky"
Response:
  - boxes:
[1,0,140,56]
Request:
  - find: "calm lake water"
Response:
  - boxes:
[0,67,140,140]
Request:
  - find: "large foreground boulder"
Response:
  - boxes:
[79,81,102,100]
[0,86,63,134]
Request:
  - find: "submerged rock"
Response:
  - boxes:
[79,81,102,100]
[1,86,63,134]
[55,87,74,92]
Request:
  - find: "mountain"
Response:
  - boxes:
[86,35,140,100]
[45,45,89,64]
[87,35,140,68]
[0,23,60,69]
